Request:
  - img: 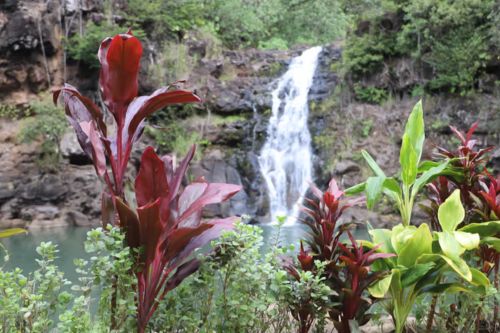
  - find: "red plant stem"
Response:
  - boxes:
[116,121,124,196]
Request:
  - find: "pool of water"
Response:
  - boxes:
[1,223,369,279]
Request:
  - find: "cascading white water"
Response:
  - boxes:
[259,46,322,225]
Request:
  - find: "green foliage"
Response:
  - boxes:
[64,226,136,332]
[0,227,136,332]
[353,84,388,104]
[146,122,203,158]
[18,93,67,171]
[125,0,208,39]
[342,0,497,95]
[67,22,124,68]
[148,41,192,86]
[424,27,490,95]
[0,104,24,119]
[342,31,398,76]
[149,222,295,333]
[0,242,72,332]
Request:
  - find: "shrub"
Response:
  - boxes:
[353,84,388,104]
[55,30,241,332]
[150,222,295,333]
[18,93,67,171]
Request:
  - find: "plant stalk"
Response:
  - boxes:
[426,294,438,333]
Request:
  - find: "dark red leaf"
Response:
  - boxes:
[115,197,141,248]
[123,88,201,147]
[135,147,169,208]
[137,199,162,265]
[177,182,241,227]
[80,121,107,177]
[99,32,142,116]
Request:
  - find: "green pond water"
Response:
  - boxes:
[1,224,369,282]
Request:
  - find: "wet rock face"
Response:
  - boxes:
[0,0,63,104]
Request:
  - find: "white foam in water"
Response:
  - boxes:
[259,46,322,226]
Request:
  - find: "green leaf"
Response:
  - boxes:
[382,177,402,203]
[391,224,415,254]
[459,221,500,237]
[0,228,27,238]
[404,99,425,163]
[368,271,393,298]
[440,255,472,282]
[366,176,385,209]
[470,267,490,287]
[344,182,366,196]
[481,236,500,251]
[420,283,470,294]
[400,262,435,287]
[397,224,433,268]
[370,228,395,254]
[454,231,479,250]
[438,190,464,232]
[400,134,418,186]
[412,161,448,197]
[361,150,386,177]
[438,231,465,257]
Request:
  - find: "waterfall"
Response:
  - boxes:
[258,46,322,225]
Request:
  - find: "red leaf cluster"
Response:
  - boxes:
[54,31,201,200]
[116,146,240,332]
[284,179,391,333]
[53,31,241,332]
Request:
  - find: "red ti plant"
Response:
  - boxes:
[54,31,242,332]
[433,121,493,220]
[284,179,391,333]
[336,232,395,333]
[479,172,500,220]
[53,30,201,212]
[116,146,240,333]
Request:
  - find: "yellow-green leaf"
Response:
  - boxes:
[438,190,464,232]
[0,228,27,238]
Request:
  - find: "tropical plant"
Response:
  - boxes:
[419,122,498,330]
[283,179,393,332]
[349,100,449,227]
[152,222,295,333]
[367,190,490,333]
[55,30,241,332]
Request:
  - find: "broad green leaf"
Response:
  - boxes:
[383,177,402,201]
[420,283,470,294]
[370,228,395,254]
[459,221,500,237]
[418,160,442,173]
[400,262,435,287]
[481,236,500,251]
[440,255,472,282]
[361,150,386,177]
[412,161,448,197]
[454,231,480,250]
[368,271,393,298]
[438,231,465,257]
[0,228,27,238]
[400,134,418,186]
[403,99,425,163]
[366,176,385,209]
[391,224,416,254]
[345,182,366,196]
[397,224,433,268]
[438,190,464,232]
[470,267,490,287]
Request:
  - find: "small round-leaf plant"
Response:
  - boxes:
[54,30,241,333]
